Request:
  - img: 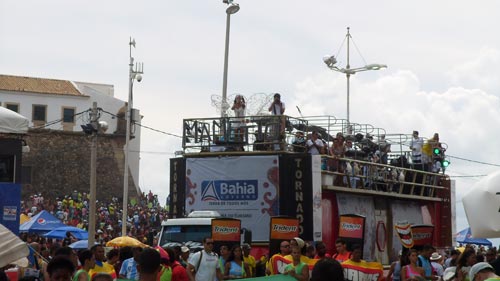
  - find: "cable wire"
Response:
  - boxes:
[350,36,369,66]
[100,109,182,138]
[448,155,500,167]
[449,174,487,178]
[30,109,91,129]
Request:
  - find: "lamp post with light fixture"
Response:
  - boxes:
[220,0,240,117]
[323,27,386,132]
[122,37,144,236]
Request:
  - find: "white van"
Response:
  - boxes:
[157,211,221,251]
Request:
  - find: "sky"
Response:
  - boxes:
[2,1,500,242]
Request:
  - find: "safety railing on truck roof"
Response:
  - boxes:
[320,155,448,201]
[181,115,449,200]
[182,115,310,153]
[181,115,414,153]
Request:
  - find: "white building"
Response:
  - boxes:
[0,74,142,195]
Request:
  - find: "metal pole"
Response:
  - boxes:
[221,12,231,117]
[122,44,134,237]
[88,102,98,248]
[346,27,351,129]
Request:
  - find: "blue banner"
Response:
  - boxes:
[0,183,21,236]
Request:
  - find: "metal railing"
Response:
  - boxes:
[182,115,309,153]
[181,115,448,200]
[320,155,447,200]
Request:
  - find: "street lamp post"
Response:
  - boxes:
[122,37,144,236]
[221,0,240,117]
[323,27,387,133]
[88,102,98,248]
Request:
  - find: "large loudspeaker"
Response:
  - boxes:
[278,154,313,241]
[169,157,186,218]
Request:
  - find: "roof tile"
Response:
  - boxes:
[0,74,84,96]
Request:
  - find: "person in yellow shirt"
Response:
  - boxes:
[242,244,256,277]
[284,237,309,264]
[89,245,116,279]
[267,240,291,275]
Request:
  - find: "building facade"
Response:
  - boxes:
[0,74,141,200]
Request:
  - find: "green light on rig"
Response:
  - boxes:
[433,148,442,155]
[442,160,450,168]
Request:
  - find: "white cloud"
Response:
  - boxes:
[448,47,500,95]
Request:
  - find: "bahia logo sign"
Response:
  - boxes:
[201,180,258,201]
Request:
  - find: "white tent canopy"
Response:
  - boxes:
[0,106,28,134]
[0,223,29,268]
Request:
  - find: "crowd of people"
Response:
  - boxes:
[20,189,168,246]
[288,128,448,196]
[5,219,500,281]
[184,236,343,281]
[385,244,500,281]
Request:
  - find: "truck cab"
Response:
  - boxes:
[158,210,221,251]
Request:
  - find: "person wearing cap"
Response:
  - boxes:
[430,252,445,278]
[284,237,309,264]
[242,243,256,277]
[284,245,309,281]
[469,262,500,281]
[180,246,190,268]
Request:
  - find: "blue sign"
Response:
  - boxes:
[201,180,258,201]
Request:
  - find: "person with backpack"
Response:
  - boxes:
[186,237,218,281]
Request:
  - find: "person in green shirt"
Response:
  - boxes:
[283,246,309,281]
[73,250,95,281]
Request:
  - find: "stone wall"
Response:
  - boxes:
[21,129,138,201]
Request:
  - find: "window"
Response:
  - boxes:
[32,105,47,122]
[5,103,19,113]
[62,107,75,123]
